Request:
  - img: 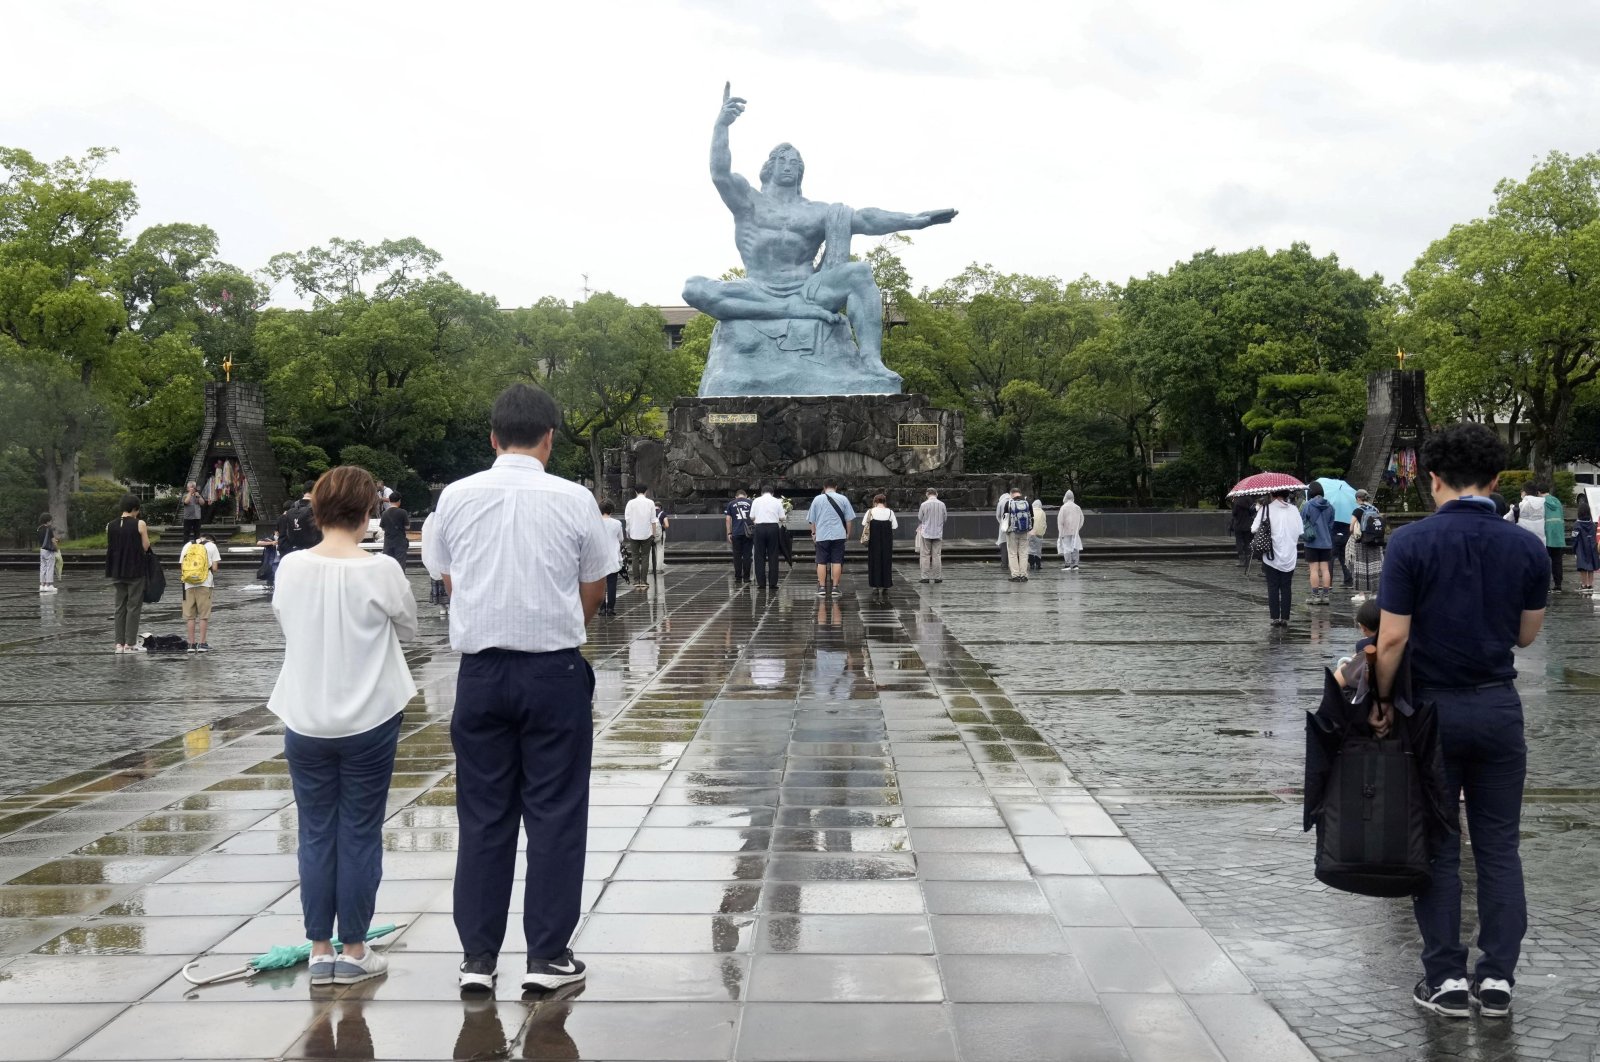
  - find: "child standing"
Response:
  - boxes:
[1573,494,1598,594]
[1333,599,1382,697]
[37,513,59,594]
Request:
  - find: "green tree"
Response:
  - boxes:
[1242,373,1362,480]
[1406,151,1600,477]
[1121,243,1383,493]
[258,238,506,473]
[113,223,267,486]
[0,147,144,534]
[504,293,698,494]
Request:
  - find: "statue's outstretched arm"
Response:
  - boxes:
[711,82,753,213]
[852,207,959,236]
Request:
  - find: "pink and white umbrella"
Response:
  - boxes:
[1227,472,1307,498]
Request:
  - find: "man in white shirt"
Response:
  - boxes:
[623,485,659,590]
[917,488,948,583]
[750,484,785,589]
[420,384,616,996]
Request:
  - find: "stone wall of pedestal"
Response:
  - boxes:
[660,394,1026,513]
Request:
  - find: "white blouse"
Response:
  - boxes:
[867,505,898,528]
[268,551,419,738]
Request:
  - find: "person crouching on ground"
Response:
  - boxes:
[268,465,418,987]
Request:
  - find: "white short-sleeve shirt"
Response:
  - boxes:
[421,454,617,654]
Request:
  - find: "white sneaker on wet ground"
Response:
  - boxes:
[332,948,388,985]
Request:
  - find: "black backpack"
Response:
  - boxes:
[1358,505,1386,547]
[281,504,321,553]
[1314,732,1431,897]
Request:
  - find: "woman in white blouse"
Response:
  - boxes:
[269,465,418,987]
[864,493,898,601]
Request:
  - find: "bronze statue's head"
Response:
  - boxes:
[760,143,804,190]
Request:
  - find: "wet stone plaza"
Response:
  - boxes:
[0,559,1595,1061]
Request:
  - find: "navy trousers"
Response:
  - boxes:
[1332,526,1353,585]
[730,534,753,581]
[753,525,781,587]
[452,647,594,962]
[285,712,402,944]
[1413,684,1528,986]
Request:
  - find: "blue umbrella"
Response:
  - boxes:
[1317,478,1358,522]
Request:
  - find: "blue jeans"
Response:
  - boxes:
[285,713,402,943]
[1412,684,1527,986]
[452,647,594,961]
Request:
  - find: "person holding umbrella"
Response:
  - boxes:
[1252,487,1305,627]
[1317,478,1359,590]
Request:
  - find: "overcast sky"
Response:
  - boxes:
[10,0,1599,308]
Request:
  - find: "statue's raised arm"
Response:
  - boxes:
[710,82,753,214]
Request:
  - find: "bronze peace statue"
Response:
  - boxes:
[684,84,958,397]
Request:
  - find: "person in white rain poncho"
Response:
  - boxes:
[1057,491,1085,571]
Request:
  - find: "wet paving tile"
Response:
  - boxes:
[283,999,528,1060]
[0,1003,125,1062]
[929,914,1068,954]
[33,915,244,956]
[0,954,178,1003]
[574,912,758,953]
[594,881,762,914]
[757,914,933,954]
[519,1000,740,1061]
[0,885,119,918]
[747,953,942,1002]
[940,953,1097,1003]
[1101,993,1226,1062]
[736,1002,956,1061]
[921,880,1051,915]
[64,999,324,1060]
[1064,927,1176,994]
[950,1002,1130,1062]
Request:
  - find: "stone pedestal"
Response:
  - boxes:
[660,394,1021,513]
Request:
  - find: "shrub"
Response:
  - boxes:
[1497,470,1576,506]
[141,495,182,525]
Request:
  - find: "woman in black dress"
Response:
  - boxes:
[863,493,898,601]
[105,494,150,653]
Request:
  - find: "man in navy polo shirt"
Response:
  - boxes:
[1373,424,1548,1020]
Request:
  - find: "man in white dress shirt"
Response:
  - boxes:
[623,485,659,590]
[421,384,616,995]
[750,484,786,590]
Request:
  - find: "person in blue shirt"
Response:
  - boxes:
[1373,424,1548,1021]
[806,480,856,597]
[1301,481,1337,607]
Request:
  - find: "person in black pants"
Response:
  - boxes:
[379,494,411,569]
[419,384,615,996]
[723,489,754,587]
[1371,424,1549,1019]
[1332,511,1354,588]
[750,486,784,589]
[1229,494,1255,568]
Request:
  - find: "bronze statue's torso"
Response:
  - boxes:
[734,195,831,287]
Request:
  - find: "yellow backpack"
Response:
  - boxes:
[180,542,211,586]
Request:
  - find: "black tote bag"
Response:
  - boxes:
[1314,733,1431,897]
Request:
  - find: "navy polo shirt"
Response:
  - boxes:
[1378,498,1549,688]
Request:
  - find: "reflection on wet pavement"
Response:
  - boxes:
[0,566,1325,1059]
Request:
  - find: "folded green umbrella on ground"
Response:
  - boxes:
[181,923,405,986]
